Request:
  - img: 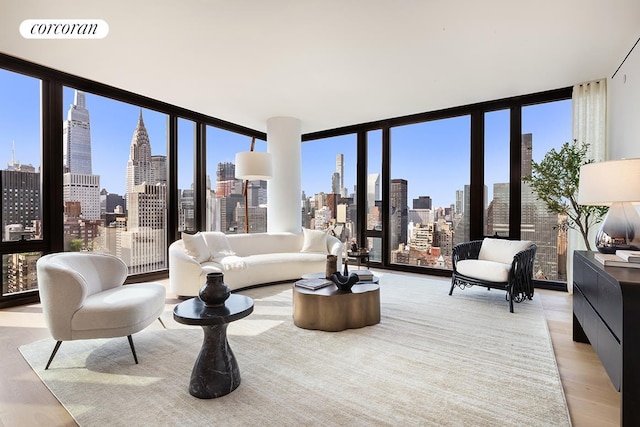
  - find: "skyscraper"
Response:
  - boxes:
[336,153,344,191]
[122,111,167,273]
[126,110,153,198]
[62,90,101,220]
[390,178,408,250]
[63,91,92,175]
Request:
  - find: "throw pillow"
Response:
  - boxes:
[203,232,236,259]
[301,228,327,253]
[182,232,210,263]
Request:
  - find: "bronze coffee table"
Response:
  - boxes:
[292,282,380,332]
[173,294,253,399]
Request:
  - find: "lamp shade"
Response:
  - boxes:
[234,151,272,180]
[578,158,640,205]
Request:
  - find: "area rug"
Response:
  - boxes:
[20,272,570,426]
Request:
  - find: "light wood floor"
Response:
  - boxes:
[0,282,620,427]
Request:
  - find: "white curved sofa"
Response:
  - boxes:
[169,229,343,297]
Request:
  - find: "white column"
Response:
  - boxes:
[267,117,301,233]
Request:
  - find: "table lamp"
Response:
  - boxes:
[235,138,272,233]
[578,158,640,253]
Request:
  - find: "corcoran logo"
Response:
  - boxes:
[20,19,109,39]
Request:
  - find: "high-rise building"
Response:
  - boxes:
[331,172,340,194]
[485,133,563,280]
[367,173,380,212]
[216,162,241,197]
[413,196,432,209]
[63,90,101,221]
[122,112,167,273]
[390,178,408,250]
[336,153,344,191]
[126,110,153,200]
[63,90,92,175]
[1,169,41,239]
[120,183,167,274]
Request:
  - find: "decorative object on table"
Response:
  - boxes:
[523,140,608,251]
[295,278,332,290]
[330,272,359,291]
[593,253,640,268]
[578,157,640,253]
[360,247,368,255]
[350,240,358,253]
[199,272,231,307]
[350,269,374,281]
[616,250,640,263]
[325,254,338,278]
[235,137,272,233]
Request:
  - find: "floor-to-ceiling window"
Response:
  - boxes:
[389,115,471,270]
[0,69,43,297]
[301,134,357,255]
[365,129,383,262]
[205,126,267,234]
[484,109,511,237]
[61,87,169,275]
[177,118,196,233]
[522,99,572,281]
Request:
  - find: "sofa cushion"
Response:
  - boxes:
[301,228,327,253]
[182,232,210,263]
[478,238,533,265]
[203,232,236,259]
[456,259,511,283]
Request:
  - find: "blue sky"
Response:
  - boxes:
[0,68,571,207]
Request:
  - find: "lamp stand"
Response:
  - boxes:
[595,201,640,253]
[243,137,255,234]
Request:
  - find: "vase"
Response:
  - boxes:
[199,272,230,307]
[325,255,338,279]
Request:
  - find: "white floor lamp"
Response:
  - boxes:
[235,137,272,233]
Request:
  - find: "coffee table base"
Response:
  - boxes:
[189,324,240,399]
[293,283,380,332]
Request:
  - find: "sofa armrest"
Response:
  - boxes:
[327,234,343,266]
[169,240,208,297]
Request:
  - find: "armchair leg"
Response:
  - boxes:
[127,335,138,364]
[45,341,63,370]
[158,317,166,329]
[508,292,514,313]
[449,277,455,296]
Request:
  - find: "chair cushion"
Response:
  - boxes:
[456,259,511,283]
[71,283,166,338]
[478,238,533,265]
[182,232,211,263]
[301,228,327,253]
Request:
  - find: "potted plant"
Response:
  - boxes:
[523,140,608,251]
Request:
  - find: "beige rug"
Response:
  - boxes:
[20,272,570,426]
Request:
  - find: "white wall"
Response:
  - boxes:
[608,41,640,159]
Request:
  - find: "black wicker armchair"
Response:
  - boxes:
[449,239,537,313]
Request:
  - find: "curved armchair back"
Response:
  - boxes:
[36,252,128,341]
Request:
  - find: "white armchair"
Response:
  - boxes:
[36,252,167,369]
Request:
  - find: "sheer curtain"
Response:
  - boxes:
[567,79,607,292]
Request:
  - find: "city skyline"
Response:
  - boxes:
[1,69,572,210]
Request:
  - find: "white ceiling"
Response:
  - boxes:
[1,0,639,134]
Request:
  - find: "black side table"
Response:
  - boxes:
[346,251,370,269]
[173,294,253,399]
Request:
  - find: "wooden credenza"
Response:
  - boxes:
[573,251,640,426]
